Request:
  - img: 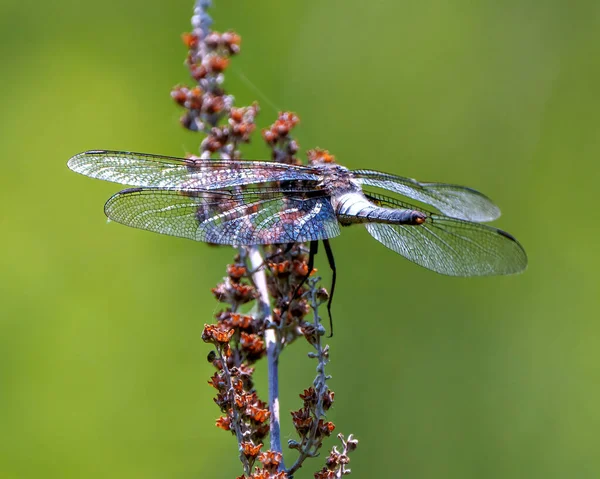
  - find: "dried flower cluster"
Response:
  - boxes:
[315,434,359,478]
[174,1,357,477]
[235,451,291,479]
[171,4,257,158]
[262,112,301,165]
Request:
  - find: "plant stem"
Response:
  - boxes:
[248,246,283,458]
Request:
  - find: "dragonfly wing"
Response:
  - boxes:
[363,194,527,276]
[68,150,322,189]
[353,170,501,222]
[197,194,341,245]
[104,188,340,245]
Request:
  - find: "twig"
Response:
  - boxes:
[288,277,330,475]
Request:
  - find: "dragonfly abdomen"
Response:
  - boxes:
[335,193,426,225]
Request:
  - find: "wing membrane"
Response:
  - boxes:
[104,188,340,245]
[353,170,501,222]
[363,193,527,276]
[68,150,322,189]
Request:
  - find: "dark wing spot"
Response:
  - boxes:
[497,228,518,242]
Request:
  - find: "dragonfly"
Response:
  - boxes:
[68,149,527,311]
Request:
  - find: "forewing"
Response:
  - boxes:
[68,150,322,189]
[353,170,501,222]
[364,193,527,276]
[104,188,340,245]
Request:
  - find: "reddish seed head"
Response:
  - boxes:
[222,31,241,46]
[222,31,242,54]
[207,55,229,73]
[258,450,283,469]
[186,87,204,110]
[208,371,227,390]
[209,125,229,140]
[203,95,225,114]
[236,123,254,137]
[202,136,223,152]
[215,415,232,431]
[240,332,265,356]
[204,32,222,49]
[288,298,310,319]
[317,419,335,437]
[191,63,208,80]
[241,441,263,459]
[287,139,299,154]
[291,409,313,436]
[278,111,299,125]
[268,260,291,277]
[301,324,318,345]
[227,43,241,55]
[322,389,335,410]
[225,312,254,329]
[231,377,244,393]
[171,86,188,105]
[181,32,199,49]
[315,468,337,479]
[326,451,341,469]
[249,405,270,423]
[230,107,244,122]
[307,148,335,164]
[275,123,290,136]
[227,264,247,280]
[236,284,258,303]
[202,324,235,344]
[292,259,310,278]
[299,387,318,406]
[262,129,277,144]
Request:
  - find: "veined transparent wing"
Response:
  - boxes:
[68,150,322,190]
[352,170,501,222]
[104,188,341,245]
[363,192,527,276]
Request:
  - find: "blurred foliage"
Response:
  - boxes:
[1,0,599,478]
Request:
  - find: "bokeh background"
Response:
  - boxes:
[2,0,599,477]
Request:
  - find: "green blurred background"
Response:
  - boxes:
[1,0,599,477]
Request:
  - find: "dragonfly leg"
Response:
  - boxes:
[322,239,336,337]
[279,241,336,336]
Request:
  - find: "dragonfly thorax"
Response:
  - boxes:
[318,164,361,195]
